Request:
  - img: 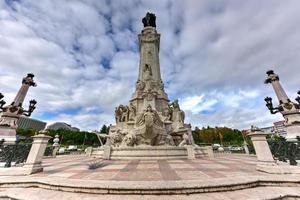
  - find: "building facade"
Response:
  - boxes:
[17,116,47,131]
[47,122,80,132]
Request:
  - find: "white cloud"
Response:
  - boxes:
[0,0,299,131]
[180,95,218,114]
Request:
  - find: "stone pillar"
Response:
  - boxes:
[243,141,250,155]
[248,127,283,173]
[249,126,300,174]
[205,146,214,158]
[85,147,93,157]
[265,70,289,104]
[248,129,275,164]
[103,145,111,160]
[23,133,52,174]
[186,145,195,159]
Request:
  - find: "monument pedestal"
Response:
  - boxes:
[0,127,17,143]
[286,123,300,140]
[92,145,213,160]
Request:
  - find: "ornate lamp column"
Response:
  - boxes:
[264,70,300,140]
[0,73,37,143]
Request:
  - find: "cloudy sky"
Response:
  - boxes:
[1,0,300,131]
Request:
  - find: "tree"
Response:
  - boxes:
[46,129,100,146]
[100,125,108,134]
[193,126,244,146]
[16,128,37,142]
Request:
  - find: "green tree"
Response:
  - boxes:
[16,128,37,142]
[100,124,108,134]
[193,126,244,146]
[46,129,100,146]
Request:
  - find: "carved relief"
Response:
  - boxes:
[110,130,124,147]
[121,133,136,147]
[178,133,190,147]
[0,117,18,129]
[158,80,164,90]
[136,80,145,91]
[162,104,173,121]
[129,102,136,121]
[115,105,129,123]
[144,64,152,81]
[170,100,185,123]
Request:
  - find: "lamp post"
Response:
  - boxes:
[0,73,37,143]
[264,70,300,140]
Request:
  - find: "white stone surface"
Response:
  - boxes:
[248,129,275,163]
[92,146,211,160]
[23,133,52,174]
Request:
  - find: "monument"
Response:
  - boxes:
[0,73,37,143]
[264,70,300,139]
[92,13,213,159]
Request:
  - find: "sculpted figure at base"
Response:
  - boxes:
[128,102,136,121]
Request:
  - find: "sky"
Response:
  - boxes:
[1,0,300,131]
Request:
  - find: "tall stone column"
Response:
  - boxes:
[264,70,300,140]
[131,13,169,115]
[0,73,37,143]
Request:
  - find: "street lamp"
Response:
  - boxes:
[23,99,37,116]
[295,91,300,108]
[264,96,282,114]
[0,93,6,110]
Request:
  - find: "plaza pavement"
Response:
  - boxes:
[1,154,300,199]
[31,154,263,181]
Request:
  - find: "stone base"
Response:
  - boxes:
[22,163,43,174]
[91,146,213,160]
[286,123,300,140]
[257,162,300,174]
[0,127,16,143]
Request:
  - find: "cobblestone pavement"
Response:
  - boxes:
[30,154,267,181]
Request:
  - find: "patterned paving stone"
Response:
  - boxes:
[29,154,262,181]
[168,163,195,169]
[136,163,159,170]
[176,171,210,180]
[100,164,128,170]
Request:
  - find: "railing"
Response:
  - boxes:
[0,141,32,167]
[268,136,300,166]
